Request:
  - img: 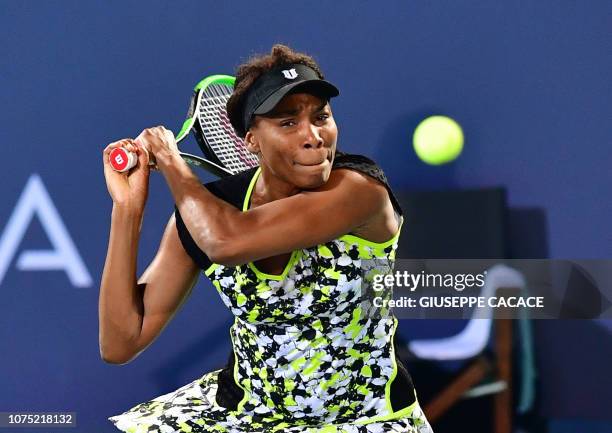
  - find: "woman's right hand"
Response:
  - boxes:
[103,139,151,212]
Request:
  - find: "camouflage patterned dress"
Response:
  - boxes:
[109,153,433,433]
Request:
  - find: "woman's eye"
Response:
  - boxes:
[280,120,296,127]
[317,113,330,121]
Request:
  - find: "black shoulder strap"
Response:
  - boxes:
[333,151,403,216]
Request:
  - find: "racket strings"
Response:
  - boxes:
[198,83,259,174]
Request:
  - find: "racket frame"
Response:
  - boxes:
[174,75,241,178]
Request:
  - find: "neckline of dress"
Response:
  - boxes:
[242,167,298,280]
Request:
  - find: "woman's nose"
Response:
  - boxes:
[301,123,323,149]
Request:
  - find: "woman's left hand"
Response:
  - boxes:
[134,126,180,169]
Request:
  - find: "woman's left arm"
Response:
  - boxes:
[137,126,390,266]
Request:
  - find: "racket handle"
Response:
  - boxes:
[109,147,153,172]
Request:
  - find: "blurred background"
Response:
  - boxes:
[1,1,611,432]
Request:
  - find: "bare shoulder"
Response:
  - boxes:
[316,167,400,243]
[318,167,389,196]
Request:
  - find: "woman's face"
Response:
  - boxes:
[245,92,338,190]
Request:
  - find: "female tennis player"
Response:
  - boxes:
[100,44,433,433]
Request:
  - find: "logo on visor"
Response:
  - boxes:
[281,68,298,80]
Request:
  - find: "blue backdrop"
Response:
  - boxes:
[1,1,611,432]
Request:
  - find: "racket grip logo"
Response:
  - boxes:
[109,147,138,172]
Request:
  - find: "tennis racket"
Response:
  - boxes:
[109,75,259,178]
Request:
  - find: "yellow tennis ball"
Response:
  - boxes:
[413,116,464,165]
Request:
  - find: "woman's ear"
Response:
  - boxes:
[244,130,260,155]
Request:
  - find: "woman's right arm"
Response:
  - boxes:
[99,211,199,364]
[98,140,199,364]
